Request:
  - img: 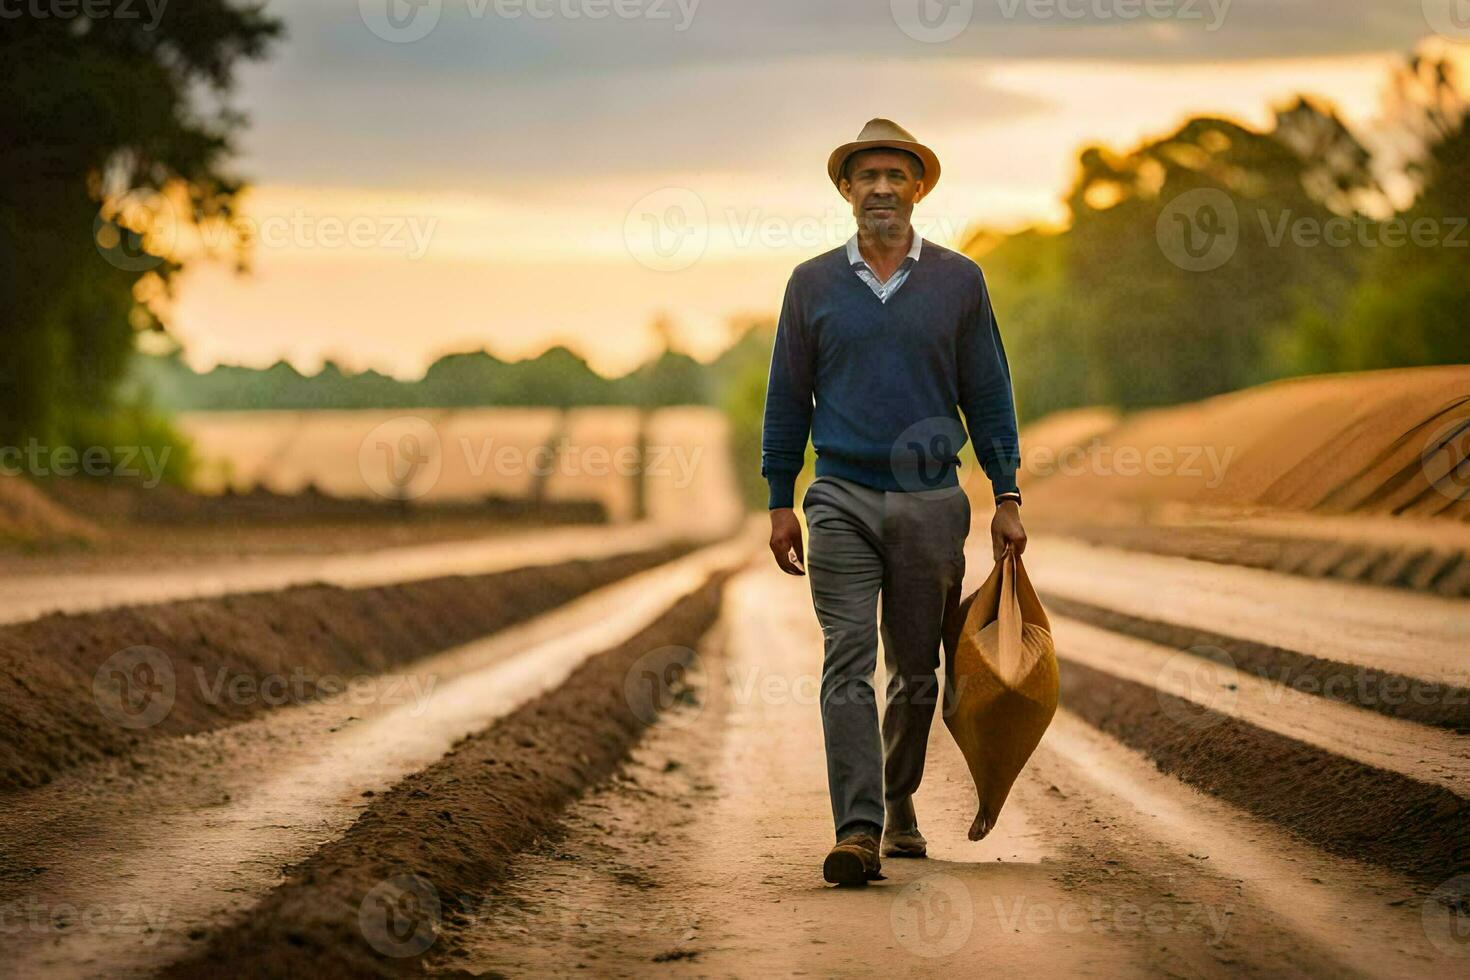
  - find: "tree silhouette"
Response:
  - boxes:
[0,4,282,447]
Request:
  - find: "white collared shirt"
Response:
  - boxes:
[846,230,922,303]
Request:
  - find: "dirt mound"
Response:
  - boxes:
[1045,593,1470,730]
[163,572,729,980]
[38,479,608,527]
[1060,659,1469,885]
[0,477,100,546]
[1021,366,1470,521]
[0,542,693,794]
[1038,520,1470,598]
[1013,406,1120,467]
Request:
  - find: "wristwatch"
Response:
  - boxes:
[995,491,1022,506]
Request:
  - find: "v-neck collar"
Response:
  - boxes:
[846,229,923,283]
[845,232,922,309]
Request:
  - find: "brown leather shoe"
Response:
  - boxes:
[881,826,928,858]
[823,833,882,886]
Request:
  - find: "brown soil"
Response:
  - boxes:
[427,565,1443,979]
[990,367,1470,599]
[1019,365,1470,520]
[0,542,694,794]
[0,476,100,546]
[1058,659,1470,884]
[40,478,608,528]
[1044,593,1470,731]
[162,570,731,980]
[0,515,606,580]
[1036,519,1470,599]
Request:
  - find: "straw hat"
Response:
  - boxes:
[827,118,941,198]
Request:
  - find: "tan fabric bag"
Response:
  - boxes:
[943,550,1059,841]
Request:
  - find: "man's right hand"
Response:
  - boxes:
[769,507,806,576]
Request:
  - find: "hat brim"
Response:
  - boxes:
[828,139,941,199]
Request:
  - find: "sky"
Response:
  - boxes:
[162,0,1464,378]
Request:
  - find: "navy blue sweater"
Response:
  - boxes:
[760,241,1020,509]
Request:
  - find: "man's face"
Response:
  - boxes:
[840,149,925,245]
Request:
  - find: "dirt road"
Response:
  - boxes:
[1,531,1465,978]
[435,562,1464,978]
[0,540,747,978]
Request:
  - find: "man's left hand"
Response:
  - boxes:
[991,499,1026,561]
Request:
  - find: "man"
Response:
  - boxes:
[761,118,1026,886]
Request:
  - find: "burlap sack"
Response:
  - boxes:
[943,550,1059,841]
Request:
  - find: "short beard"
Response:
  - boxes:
[857,212,910,248]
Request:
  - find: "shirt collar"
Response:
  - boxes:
[846,229,923,271]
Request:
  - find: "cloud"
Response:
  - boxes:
[238,0,1435,187]
[238,53,1050,187]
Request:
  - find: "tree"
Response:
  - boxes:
[1279,55,1469,373]
[1062,110,1373,409]
[0,5,282,447]
[973,94,1386,419]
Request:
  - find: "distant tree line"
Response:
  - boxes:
[127,334,771,413]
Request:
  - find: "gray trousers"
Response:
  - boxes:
[801,475,970,842]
